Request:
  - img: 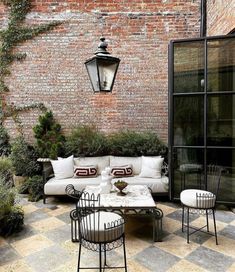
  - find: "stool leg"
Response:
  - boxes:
[212,209,218,245]
[123,236,127,272]
[187,207,190,244]
[182,206,185,232]
[206,209,209,232]
[99,244,102,272]
[77,242,82,272]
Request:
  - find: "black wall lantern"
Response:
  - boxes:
[85,37,120,92]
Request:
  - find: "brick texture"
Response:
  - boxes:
[207,0,235,36]
[1,0,202,143]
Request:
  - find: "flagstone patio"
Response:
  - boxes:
[0,196,235,272]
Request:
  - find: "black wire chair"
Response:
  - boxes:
[180,165,224,245]
[76,191,127,271]
[65,184,83,242]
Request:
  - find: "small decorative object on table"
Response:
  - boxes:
[114,180,128,196]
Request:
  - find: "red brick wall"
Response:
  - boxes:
[207,0,235,36]
[1,0,201,143]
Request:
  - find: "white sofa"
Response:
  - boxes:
[41,155,169,203]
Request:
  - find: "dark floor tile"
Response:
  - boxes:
[134,246,179,272]
[24,209,50,224]
[6,225,36,243]
[166,209,199,223]
[186,246,234,272]
[56,211,71,224]
[218,225,235,240]
[44,224,71,243]
[215,210,235,223]
[25,245,70,272]
[174,228,211,245]
[0,245,20,265]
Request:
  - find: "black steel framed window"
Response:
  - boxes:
[168,34,235,205]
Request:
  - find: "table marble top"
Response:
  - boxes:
[84,184,156,208]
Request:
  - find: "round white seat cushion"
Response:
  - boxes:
[80,211,124,242]
[180,189,216,208]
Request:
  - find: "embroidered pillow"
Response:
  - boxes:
[111,165,133,177]
[74,165,98,178]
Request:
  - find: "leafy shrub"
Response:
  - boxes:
[108,130,168,157]
[33,111,65,159]
[0,157,14,186]
[65,125,109,157]
[0,180,24,236]
[10,137,41,176]
[19,175,44,202]
[0,125,11,156]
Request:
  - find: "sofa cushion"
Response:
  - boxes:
[110,156,141,175]
[74,156,110,175]
[74,165,98,178]
[51,155,74,179]
[111,164,133,177]
[139,156,164,179]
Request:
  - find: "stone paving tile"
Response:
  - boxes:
[24,209,50,224]
[186,246,234,272]
[227,262,235,272]
[162,217,182,233]
[154,233,199,258]
[25,245,70,272]
[11,234,54,257]
[215,210,235,224]
[44,224,71,244]
[134,246,180,272]
[218,225,235,240]
[0,245,20,265]
[0,237,8,248]
[0,259,33,272]
[166,209,200,223]
[5,225,36,243]
[167,259,208,272]
[56,211,71,224]
[30,217,65,232]
[22,204,39,214]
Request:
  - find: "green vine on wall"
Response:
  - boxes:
[0,0,62,132]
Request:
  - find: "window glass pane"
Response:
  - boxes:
[207,94,235,146]
[207,149,235,203]
[174,41,204,93]
[174,96,204,146]
[172,148,204,198]
[207,38,235,92]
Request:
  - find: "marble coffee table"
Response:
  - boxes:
[84,184,164,242]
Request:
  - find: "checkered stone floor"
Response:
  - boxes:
[0,195,235,272]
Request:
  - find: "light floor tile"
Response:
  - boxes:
[22,204,38,214]
[154,234,199,258]
[163,217,182,233]
[30,217,65,232]
[47,206,71,217]
[167,259,208,272]
[203,235,235,258]
[11,234,54,257]
[60,240,78,256]
[191,216,227,232]
[0,259,33,272]
[226,262,235,272]
[124,259,151,272]
[157,203,178,216]
[230,220,235,227]
[116,234,150,258]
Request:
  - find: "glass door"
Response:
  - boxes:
[169,34,235,204]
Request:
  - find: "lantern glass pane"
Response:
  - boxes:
[98,59,119,91]
[86,59,100,92]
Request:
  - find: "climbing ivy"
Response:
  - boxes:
[0,0,62,133]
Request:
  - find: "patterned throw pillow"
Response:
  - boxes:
[111,165,133,177]
[74,165,98,178]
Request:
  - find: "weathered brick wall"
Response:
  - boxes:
[207,0,235,36]
[1,0,201,143]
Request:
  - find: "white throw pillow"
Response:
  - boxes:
[139,156,164,179]
[51,155,74,179]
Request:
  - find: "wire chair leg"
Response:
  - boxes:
[206,209,209,232]
[77,242,82,272]
[123,236,127,272]
[104,244,107,266]
[187,207,189,244]
[99,244,102,272]
[182,206,185,232]
[212,209,218,245]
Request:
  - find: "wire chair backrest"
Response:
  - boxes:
[65,184,83,200]
[207,165,223,199]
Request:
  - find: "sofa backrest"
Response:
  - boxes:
[74,156,110,175]
[110,156,142,175]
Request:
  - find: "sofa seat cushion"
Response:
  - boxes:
[44,176,102,195]
[112,176,169,193]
